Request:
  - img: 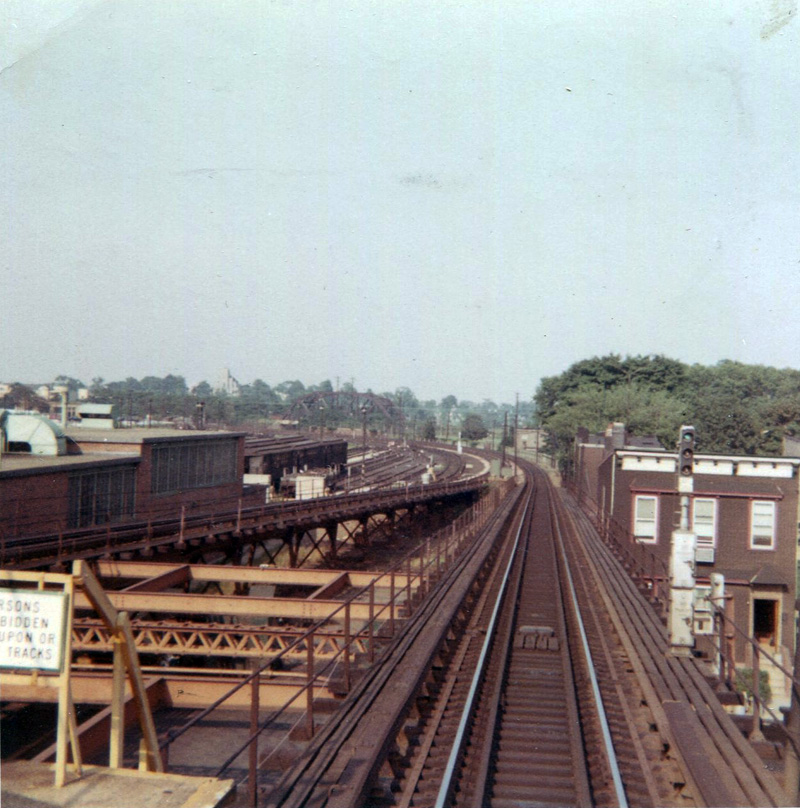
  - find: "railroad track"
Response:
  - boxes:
[262,476,525,808]
[263,465,657,807]
[263,458,791,807]
[560,491,791,808]
[398,465,637,808]
[2,467,487,570]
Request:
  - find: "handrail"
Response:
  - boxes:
[5,472,491,566]
[159,479,511,775]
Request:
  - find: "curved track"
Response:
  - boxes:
[262,457,791,807]
[403,465,630,808]
[263,464,651,807]
[2,448,487,571]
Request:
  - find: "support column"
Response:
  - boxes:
[324,522,339,561]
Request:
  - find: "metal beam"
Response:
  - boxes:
[72,618,376,661]
[1,671,334,709]
[96,560,409,589]
[121,565,191,592]
[309,573,349,600]
[74,590,378,620]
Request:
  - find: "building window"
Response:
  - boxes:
[151,439,238,495]
[68,467,136,528]
[634,495,658,543]
[750,500,776,549]
[692,498,717,546]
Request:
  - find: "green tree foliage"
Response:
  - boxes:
[422,417,437,440]
[56,371,525,436]
[461,413,489,442]
[192,381,213,398]
[734,667,771,705]
[54,375,86,392]
[536,354,800,470]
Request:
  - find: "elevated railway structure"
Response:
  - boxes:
[3,450,794,808]
[261,461,792,808]
[2,446,485,572]
[1,480,511,800]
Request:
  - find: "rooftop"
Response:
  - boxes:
[65,427,244,444]
[0,452,139,475]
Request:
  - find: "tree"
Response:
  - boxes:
[275,380,306,401]
[54,375,86,393]
[461,413,488,442]
[192,381,213,398]
[422,418,437,440]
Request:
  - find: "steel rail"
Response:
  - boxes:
[561,491,792,807]
[262,481,525,807]
[433,485,533,808]
[549,478,628,808]
[427,464,623,808]
[5,472,489,569]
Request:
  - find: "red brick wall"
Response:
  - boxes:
[0,472,70,538]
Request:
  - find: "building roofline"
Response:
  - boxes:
[614,449,800,465]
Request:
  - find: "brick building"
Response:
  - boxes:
[0,412,247,538]
[572,423,800,697]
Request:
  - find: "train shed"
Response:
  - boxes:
[244,434,347,493]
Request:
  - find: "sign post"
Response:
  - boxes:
[0,570,81,786]
[1,561,163,786]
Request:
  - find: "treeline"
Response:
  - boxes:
[53,375,532,436]
[534,355,800,470]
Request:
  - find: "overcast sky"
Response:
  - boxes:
[2,1,799,402]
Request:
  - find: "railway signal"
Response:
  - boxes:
[679,425,695,476]
[670,425,697,656]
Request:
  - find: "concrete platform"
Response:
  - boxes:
[1,761,235,808]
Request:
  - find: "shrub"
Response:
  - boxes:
[734,667,771,705]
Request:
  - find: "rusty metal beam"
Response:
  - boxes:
[121,565,191,593]
[72,618,376,661]
[94,560,412,593]
[309,573,349,600]
[33,678,167,763]
[0,670,334,710]
[74,590,377,621]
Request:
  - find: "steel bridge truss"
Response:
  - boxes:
[284,391,404,431]
[71,561,418,664]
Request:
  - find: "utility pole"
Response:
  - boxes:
[501,412,508,468]
[361,404,367,454]
[514,393,519,473]
[397,392,403,441]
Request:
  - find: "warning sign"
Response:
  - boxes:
[0,589,68,672]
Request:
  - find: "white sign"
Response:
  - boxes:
[0,589,68,672]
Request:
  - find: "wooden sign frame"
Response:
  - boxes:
[0,561,163,787]
[0,569,81,787]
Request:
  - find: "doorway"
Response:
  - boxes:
[753,598,778,648]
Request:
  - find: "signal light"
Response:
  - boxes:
[679,425,695,476]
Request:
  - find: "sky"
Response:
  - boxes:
[2,0,799,403]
